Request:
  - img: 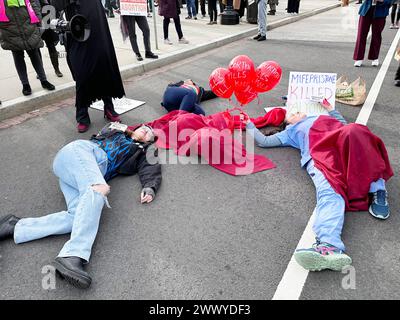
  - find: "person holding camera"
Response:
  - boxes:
[0,123,161,289]
[0,0,55,96]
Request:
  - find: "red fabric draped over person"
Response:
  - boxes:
[309,116,393,212]
[129,108,286,176]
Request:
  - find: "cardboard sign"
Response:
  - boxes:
[120,0,147,16]
[90,98,145,115]
[287,72,337,108]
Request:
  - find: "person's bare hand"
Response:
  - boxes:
[141,192,154,204]
[320,98,334,112]
[240,112,251,124]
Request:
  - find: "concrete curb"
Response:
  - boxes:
[0,1,347,121]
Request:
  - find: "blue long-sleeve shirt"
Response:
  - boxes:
[246,110,347,167]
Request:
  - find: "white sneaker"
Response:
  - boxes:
[164,38,173,45]
[354,60,363,67]
[178,37,189,44]
[372,59,379,67]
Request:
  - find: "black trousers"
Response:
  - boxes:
[287,0,300,13]
[12,49,47,85]
[124,16,151,54]
[208,0,218,22]
[76,96,114,125]
[391,4,400,24]
[195,0,206,16]
[395,63,400,81]
[163,16,184,40]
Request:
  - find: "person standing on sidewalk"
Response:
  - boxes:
[39,0,63,77]
[253,0,267,41]
[353,0,393,67]
[118,1,159,61]
[186,0,197,19]
[195,0,206,18]
[267,0,278,15]
[207,0,218,24]
[0,0,55,96]
[0,123,161,289]
[159,0,189,44]
[389,0,400,28]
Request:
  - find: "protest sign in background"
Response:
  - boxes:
[120,0,147,16]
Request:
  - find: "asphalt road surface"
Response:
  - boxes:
[0,5,399,300]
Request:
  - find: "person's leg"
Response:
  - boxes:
[396,63,400,81]
[125,16,140,55]
[353,12,373,61]
[397,4,400,24]
[162,86,187,112]
[53,140,109,262]
[173,16,184,39]
[11,50,29,85]
[179,89,198,113]
[163,17,170,39]
[48,44,63,77]
[187,0,193,17]
[212,0,218,22]
[103,96,120,121]
[257,0,267,37]
[391,4,396,25]
[368,17,386,60]
[369,178,390,219]
[193,104,205,115]
[136,16,152,53]
[294,160,352,271]
[307,161,346,252]
[26,49,47,82]
[75,91,91,126]
[201,0,206,16]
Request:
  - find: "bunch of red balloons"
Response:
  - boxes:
[209,55,282,106]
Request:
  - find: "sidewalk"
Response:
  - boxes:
[0,0,347,119]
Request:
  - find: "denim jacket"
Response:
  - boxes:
[359,0,393,18]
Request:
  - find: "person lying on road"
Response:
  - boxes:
[242,99,393,272]
[0,123,162,289]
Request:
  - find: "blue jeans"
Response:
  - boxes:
[13,140,110,262]
[162,86,205,115]
[187,0,197,17]
[257,0,267,36]
[306,160,385,252]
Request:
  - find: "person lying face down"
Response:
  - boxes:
[242,99,392,273]
[161,79,218,116]
[0,122,161,290]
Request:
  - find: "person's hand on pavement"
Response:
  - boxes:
[141,187,155,204]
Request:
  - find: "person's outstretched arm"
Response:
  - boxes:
[246,122,284,148]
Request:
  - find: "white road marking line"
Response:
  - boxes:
[272,28,400,301]
[356,29,400,125]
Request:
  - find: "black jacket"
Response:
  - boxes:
[90,127,162,193]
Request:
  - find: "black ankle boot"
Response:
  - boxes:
[22,84,32,96]
[145,51,158,59]
[0,215,20,241]
[136,53,143,61]
[41,80,55,91]
[53,257,92,289]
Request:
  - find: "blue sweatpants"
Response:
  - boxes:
[306,160,385,252]
[162,86,205,115]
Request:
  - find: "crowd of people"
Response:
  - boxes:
[0,0,397,291]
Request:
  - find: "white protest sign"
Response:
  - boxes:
[90,97,145,115]
[287,72,337,109]
[120,0,147,16]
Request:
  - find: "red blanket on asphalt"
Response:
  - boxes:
[131,109,285,176]
[309,116,393,211]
